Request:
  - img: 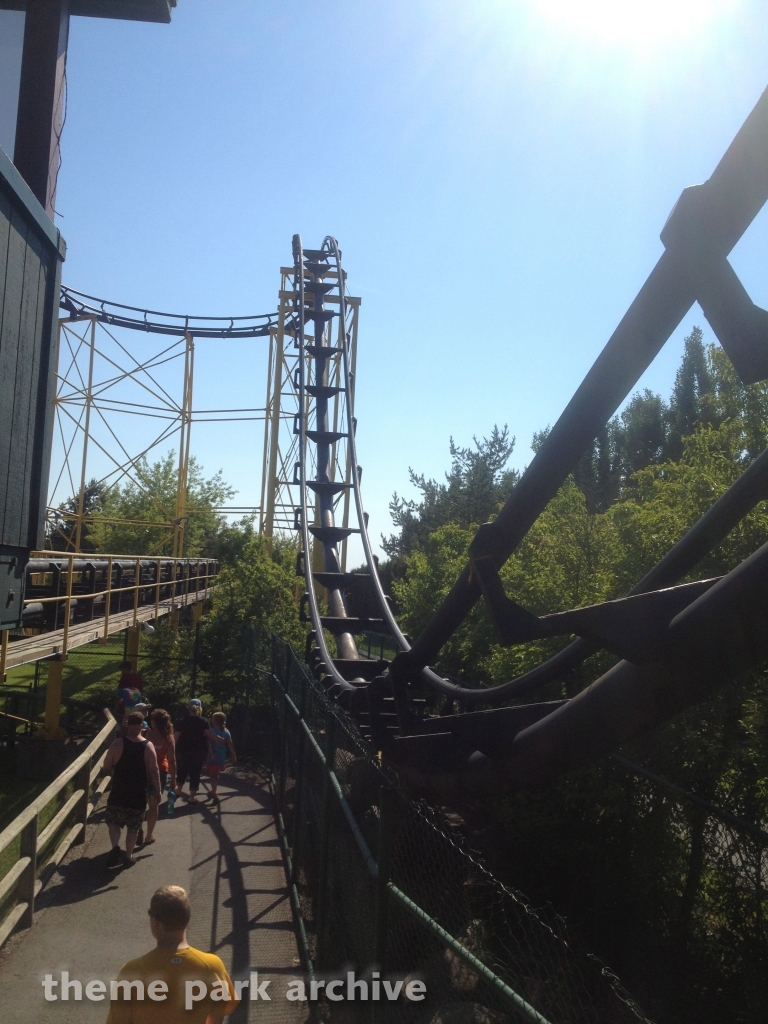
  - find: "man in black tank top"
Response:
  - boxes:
[103,711,161,868]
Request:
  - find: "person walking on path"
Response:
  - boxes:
[143,709,176,844]
[103,711,160,867]
[114,660,144,714]
[204,713,236,804]
[105,885,238,1024]
[174,699,209,805]
[114,662,150,734]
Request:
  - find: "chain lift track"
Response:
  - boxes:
[295,86,768,789]
[291,236,408,702]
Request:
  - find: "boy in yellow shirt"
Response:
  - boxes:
[106,886,238,1024]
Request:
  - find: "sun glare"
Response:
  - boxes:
[533,0,737,51]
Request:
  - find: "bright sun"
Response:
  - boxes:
[533,0,738,51]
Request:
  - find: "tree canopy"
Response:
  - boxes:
[49,451,235,557]
[383,424,519,560]
[382,328,768,1024]
[379,327,768,683]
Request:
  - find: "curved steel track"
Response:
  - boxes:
[60,286,277,339]
[294,85,768,783]
[291,236,408,697]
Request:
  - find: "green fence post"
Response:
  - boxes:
[289,674,308,886]
[372,785,395,1024]
[284,643,293,691]
[314,712,336,971]
[277,686,290,813]
[268,679,278,778]
[268,639,279,775]
[282,643,295,791]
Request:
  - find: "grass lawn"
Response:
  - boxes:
[0,747,47,833]
[4,636,127,710]
[0,636,129,832]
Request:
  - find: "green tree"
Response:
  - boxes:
[392,479,621,687]
[47,478,105,551]
[141,534,305,710]
[384,425,518,559]
[88,451,234,556]
[195,535,306,705]
[664,325,715,460]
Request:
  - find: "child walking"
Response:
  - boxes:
[204,712,236,803]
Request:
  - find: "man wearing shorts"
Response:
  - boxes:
[105,885,238,1023]
[103,711,160,867]
[174,699,209,804]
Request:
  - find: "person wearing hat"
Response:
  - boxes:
[174,700,210,804]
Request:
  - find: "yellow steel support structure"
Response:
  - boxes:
[260,270,290,539]
[260,267,360,571]
[73,316,96,553]
[173,332,195,558]
[50,317,207,555]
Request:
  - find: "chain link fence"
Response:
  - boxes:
[266,636,654,1024]
[596,754,768,1023]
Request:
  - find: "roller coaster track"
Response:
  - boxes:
[59,286,277,339]
[295,85,768,789]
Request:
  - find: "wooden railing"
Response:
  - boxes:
[0,711,117,949]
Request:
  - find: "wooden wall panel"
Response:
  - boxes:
[0,146,64,625]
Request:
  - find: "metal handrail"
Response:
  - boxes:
[2,557,219,663]
[0,711,116,950]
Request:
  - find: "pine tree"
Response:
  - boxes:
[664,326,714,460]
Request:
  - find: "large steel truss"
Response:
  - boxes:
[259,262,360,564]
[50,293,278,555]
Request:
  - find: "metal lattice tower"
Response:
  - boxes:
[259,261,360,568]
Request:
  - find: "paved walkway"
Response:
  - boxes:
[0,767,308,1023]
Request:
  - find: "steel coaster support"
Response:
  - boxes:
[290,81,768,787]
[291,235,409,710]
[262,272,291,538]
[397,83,768,689]
[173,332,194,559]
[51,297,275,551]
[73,316,96,553]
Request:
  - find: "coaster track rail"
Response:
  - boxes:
[60,286,277,339]
[293,84,768,785]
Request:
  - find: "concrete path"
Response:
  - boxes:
[0,767,309,1023]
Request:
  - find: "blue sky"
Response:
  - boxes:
[5,0,768,560]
